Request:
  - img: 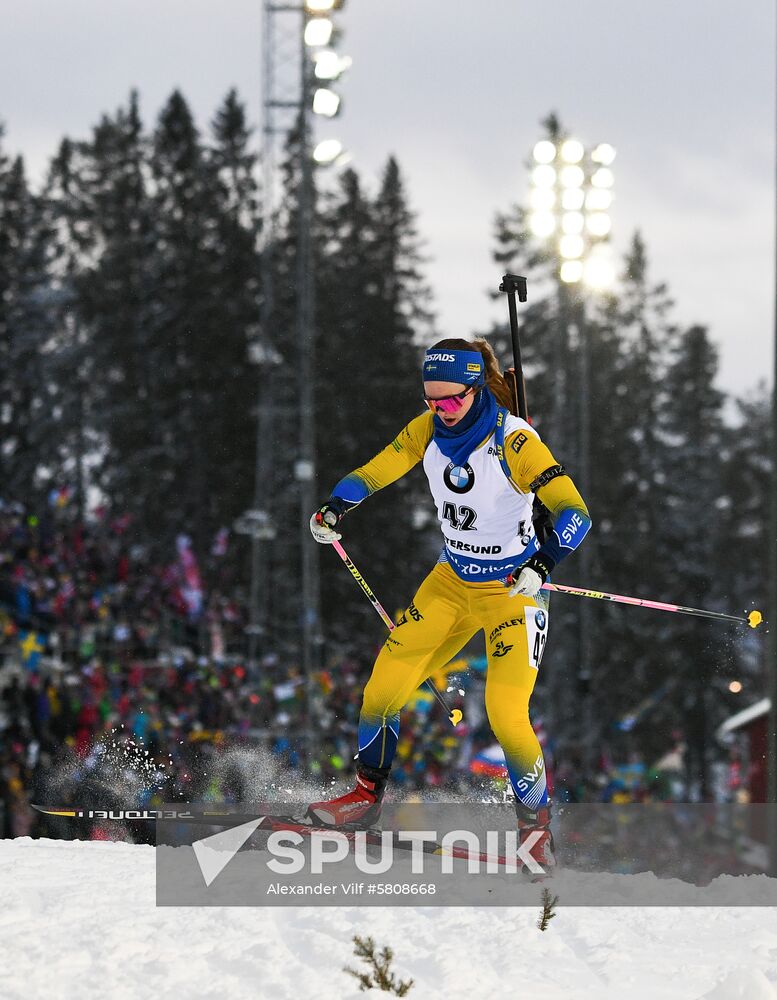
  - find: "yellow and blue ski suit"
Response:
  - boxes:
[329,406,591,809]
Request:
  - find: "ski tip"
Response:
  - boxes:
[748,610,763,629]
[449,709,464,726]
[31,805,77,817]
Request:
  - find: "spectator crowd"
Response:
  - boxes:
[1,497,686,843]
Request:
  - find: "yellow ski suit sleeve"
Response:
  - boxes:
[504,428,590,519]
[331,412,434,504]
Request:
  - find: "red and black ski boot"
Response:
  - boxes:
[516,799,556,878]
[307,764,389,829]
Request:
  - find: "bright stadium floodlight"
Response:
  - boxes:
[529,187,556,212]
[584,252,616,289]
[561,139,584,163]
[531,164,556,188]
[526,130,615,294]
[529,212,556,237]
[560,165,585,189]
[313,138,344,163]
[313,50,352,80]
[591,143,616,165]
[586,212,612,237]
[591,167,615,189]
[313,87,341,117]
[306,0,336,10]
[562,211,584,235]
[585,188,612,211]
[304,17,333,46]
[559,234,584,259]
[533,140,556,164]
[313,50,341,79]
[562,188,585,211]
[560,260,584,283]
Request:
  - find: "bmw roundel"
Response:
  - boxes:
[443,462,475,494]
[535,609,547,630]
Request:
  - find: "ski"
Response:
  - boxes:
[251,814,513,866]
[32,804,279,826]
[31,804,523,868]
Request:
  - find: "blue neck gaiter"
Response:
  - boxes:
[432,386,498,467]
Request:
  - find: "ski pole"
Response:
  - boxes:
[330,539,464,726]
[540,581,763,629]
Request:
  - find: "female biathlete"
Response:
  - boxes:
[307,338,591,868]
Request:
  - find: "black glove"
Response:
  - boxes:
[506,553,554,597]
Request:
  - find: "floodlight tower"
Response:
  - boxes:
[527,129,616,779]
[245,0,350,699]
[529,136,616,288]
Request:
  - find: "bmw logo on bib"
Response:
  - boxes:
[443,462,475,494]
[535,609,547,630]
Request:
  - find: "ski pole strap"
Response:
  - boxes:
[542,581,762,629]
[329,539,463,725]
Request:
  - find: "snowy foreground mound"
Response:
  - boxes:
[2,839,777,1000]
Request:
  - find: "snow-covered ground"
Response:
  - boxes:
[2,837,777,1000]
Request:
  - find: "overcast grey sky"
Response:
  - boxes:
[1,0,774,396]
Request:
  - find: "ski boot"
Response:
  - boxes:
[516,799,556,878]
[307,763,389,829]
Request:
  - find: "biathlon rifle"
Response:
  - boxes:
[498,273,554,544]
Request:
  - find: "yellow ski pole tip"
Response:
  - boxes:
[449,709,464,726]
[748,610,763,629]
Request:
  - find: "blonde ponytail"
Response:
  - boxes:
[472,338,514,410]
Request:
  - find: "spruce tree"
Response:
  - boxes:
[0,137,57,502]
[315,157,436,649]
[262,136,438,655]
[149,90,217,552]
[45,90,263,572]
[43,136,100,518]
[57,93,163,540]
[707,384,770,765]
[591,234,683,754]
[206,90,262,557]
[661,324,726,798]
[145,89,261,558]
[717,385,770,696]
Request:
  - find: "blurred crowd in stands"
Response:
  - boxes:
[1,498,688,842]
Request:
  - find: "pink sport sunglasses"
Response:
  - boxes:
[423,386,477,414]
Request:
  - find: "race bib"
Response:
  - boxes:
[525,605,549,670]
